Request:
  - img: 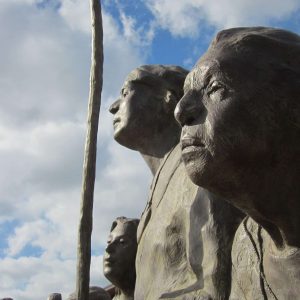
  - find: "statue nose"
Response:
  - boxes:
[174,92,202,126]
[109,99,120,114]
[105,242,116,253]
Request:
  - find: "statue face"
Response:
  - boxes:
[103,222,137,285]
[175,51,271,193]
[109,80,163,150]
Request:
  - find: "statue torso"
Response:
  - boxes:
[135,146,199,300]
[230,217,300,300]
[135,145,242,300]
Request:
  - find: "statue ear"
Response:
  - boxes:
[163,90,177,114]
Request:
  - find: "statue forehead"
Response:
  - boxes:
[125,69,143,82]
[111,221,135,236]
[185,58,221,90]
[125,69,148,83]
[185,64,211,89]
[185,46,261,91]
[123,68,162,89]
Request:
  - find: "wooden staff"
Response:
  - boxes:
[76,0,103,299]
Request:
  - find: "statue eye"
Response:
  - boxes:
[119,238,125,244]
[207,81,228,101]
[122,89,129,97]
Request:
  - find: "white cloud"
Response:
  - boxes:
[59,0,91,34]
[1,1,298,299]
[0,2,90,128]
[146,0,206,37]
[0,255,106,300]
[6,220,49,256]
[119,10,156,47]
[0,0,151,299]
[146,0,300,37]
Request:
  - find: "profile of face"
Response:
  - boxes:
[109,65,188,151]
[109,78,163,150]
[174,28,299,195]
[176,59,262,191]
[103,218,138,288]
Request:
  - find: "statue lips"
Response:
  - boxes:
[104,255,116,267]
[181,137,205,154]
[113,117,121,128]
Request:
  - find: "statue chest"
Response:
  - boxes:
[135,161,200,300]
[231,217,300,300]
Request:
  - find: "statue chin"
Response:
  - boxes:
[182,158,209,188]
[113,129,138,151]
[103,267,111,277]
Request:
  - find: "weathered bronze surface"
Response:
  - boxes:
[110,65,243,299]
[175,27,300,299]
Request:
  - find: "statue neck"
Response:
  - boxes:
[114,290,134,300]
[141,153,164,175]
[139,126,180,175]
[236,160,300,251]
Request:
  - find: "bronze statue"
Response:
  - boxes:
[175,27,300,299]
[103,217,139,300]
[109,65,186,175]
[109,65,243,299]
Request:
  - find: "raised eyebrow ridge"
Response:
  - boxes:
[183,76,194,94]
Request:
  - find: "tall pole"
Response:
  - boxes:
[76,1,103,299]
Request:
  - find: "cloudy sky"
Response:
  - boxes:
[0,0,299,299]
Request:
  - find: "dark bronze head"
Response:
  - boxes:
[103,217,139,295]
[109,65,188,152]
[175,27,300,202]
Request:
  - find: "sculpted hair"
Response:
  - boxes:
[126,64,189,112]
[110,216,139,239]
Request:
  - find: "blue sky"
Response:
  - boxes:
[0,0,299,299]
